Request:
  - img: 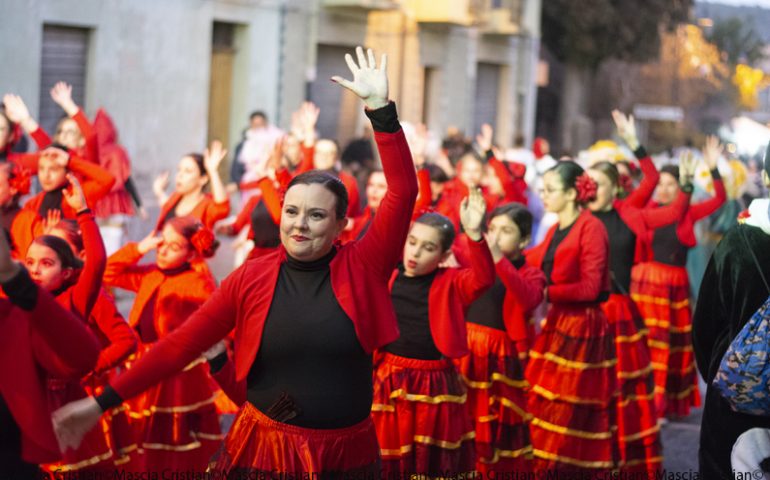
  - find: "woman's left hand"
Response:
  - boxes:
[331,46,389,110]
[460,188,487,241]
[702,135,723,171]
[62,174,88,213]
[204,140,228,174]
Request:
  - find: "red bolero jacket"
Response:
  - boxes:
[388,236,495,359]
[107,127,418,402]
[496,258,547,345]
[155,191,230,232]
[526,210,610,304]
[0,278,100,463]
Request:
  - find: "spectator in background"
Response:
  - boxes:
[229,111,283,198]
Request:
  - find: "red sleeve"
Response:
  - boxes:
[453,236,496,306]
[689,178,727,221]
[547,220,609,303]
[210,353,246,406]
[276,168,293,190]
[109,266,241,402]
[103,243,152,293]
[91,292,138,374]
[496,258,546,313]
[72,109,99,165]
[352,128,418,280]
[10,152,40,172]
[25,283,101,377]
[233,196,260,234]
[488,155,521,203]
[342,173,361,217]
[30,127,52,150]
[413,168,432,217]
[296,145,314,174]
[638,190,691,229]
[68,156,116,205]
[258,177,282,224]
[70,212,105,319]
[622,155,659,209]
[202,198,231,230]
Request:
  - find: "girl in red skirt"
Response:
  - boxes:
[22,176,115,475]
[630,136,726,419]
[53,48,418,477]
[525,161,617,473]
[584,111,696,472]
[100,216,223,473]
[47,218,140,467]
[456,202,546,475]
[373,190,494,478]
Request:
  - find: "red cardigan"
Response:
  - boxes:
[232,177,282,239]
[526,210,610,304]
[89,289,138,375]
[107,127,417,402]
[12,156,116,257]
[155,191,230,232]
[496,258,547,345]
[0,278,100,463]
[30,109,99,165]
[388,236,495,359]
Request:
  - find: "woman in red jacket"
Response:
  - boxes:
[47,217,139,467]
[11,145,115,257]
[99,216,222,473]
[0,228,101,477]
[23,175,113,475]
[373,191,494,477]
[152,140,230,232]
[456,202,546,475]
[630,136,727,419]
[52,48,419,476]
[0,161,31,246]
[525,161,616,473]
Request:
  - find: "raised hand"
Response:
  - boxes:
[460,188,487,242]
[702,135,723,171]
[484,231,503,263]
[52,396,103,453]
[50,82,78,116]
[137,231,163,255]
[204,140,228,174]
[3,94,39,133]
[331,46,388,110]
[153,172,170,200]
[43,209,62,234]
[62,174,88,213]
[611,109,639,151]
[679,150,696,186]
[476,123,494,153]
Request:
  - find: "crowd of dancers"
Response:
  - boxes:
[0,47,736,479]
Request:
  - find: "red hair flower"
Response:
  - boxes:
[575,173,598,204]
[9,165,31,196]
[191,227,216,257]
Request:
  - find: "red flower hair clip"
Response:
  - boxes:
[575,173,598,204]
[191,227,216,257]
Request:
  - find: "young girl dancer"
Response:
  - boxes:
[457,202,546,474]
[373,190,494,478]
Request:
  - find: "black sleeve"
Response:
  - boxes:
[124,177,143,209]
[95,385,124,412]
[230,143,245,185]
[633,146,648,160]
[710,168,722,181]
[692,235,729,381]
[1,267,38,311]
[364,102,400,134]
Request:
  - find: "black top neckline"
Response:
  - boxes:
[285,247,337,271]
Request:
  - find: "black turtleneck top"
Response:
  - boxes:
[246,248,372,429]
[592,209,636,294]
[384,267,442,360]
[542,223,575,285]
[467,256,525,330]
[250,199,281,248]
[652,223,689,266]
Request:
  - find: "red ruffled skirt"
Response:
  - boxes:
[630,262,701,418]
[124,344,222,474]
[43,378,114,476]
[372,353,476,477]
[455,323,533,475]
[525,304,618,473]
[208,401,380,476]
[602,293,662,473]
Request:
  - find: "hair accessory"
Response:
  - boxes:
[190,227,215,256]
[9,165,31,195]
[575,173,598,203]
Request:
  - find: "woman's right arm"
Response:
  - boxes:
[103,242,153,292]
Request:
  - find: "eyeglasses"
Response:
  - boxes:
[158,240,187,253]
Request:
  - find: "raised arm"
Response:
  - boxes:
[546,219,609,303]
[454,188,496,305]
[67,155,116,205]
[637,160,695,229]
[332,48,418,278]
[63,175,106,319]
[3,94,50,149]
[90,292,138,374]
[204,140,229,205]
[612,110,659,208]
[103,238,157,292]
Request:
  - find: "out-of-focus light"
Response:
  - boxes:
[699,18,714,28]
[727,143,737,154]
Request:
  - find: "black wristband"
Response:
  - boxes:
[710,168,721,181]
[484,150,494,163]
[633,146,648,160]
[681,183,694,194]
[364,102,400,134]
[94,386,124,412]
[1,267,38,311]
[77,208,92,216]
[208,351,229,374]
